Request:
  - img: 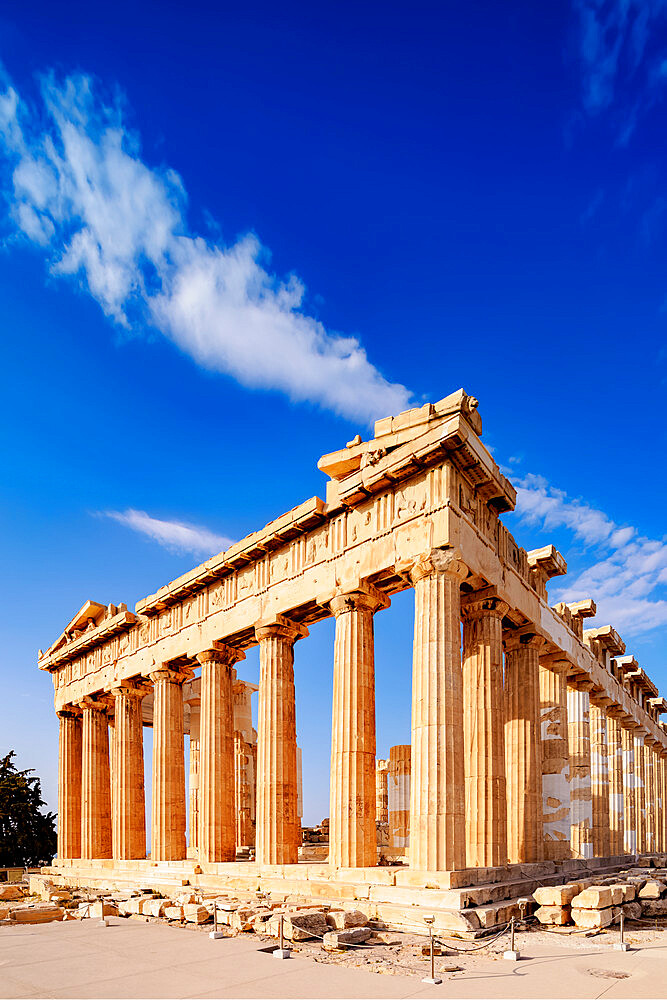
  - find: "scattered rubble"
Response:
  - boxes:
[533,866,667,929]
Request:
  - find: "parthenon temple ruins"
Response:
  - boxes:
[39,389,667,933]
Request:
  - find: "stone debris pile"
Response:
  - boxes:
[533,867,667,929]
[1,874,376,950]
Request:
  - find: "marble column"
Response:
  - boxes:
[461,590,508,868]
[150,668,187,862]
[409,549,467,872]
[644,741,655,852]
[80,696,112,859]
[376,759,389,824]
[606,712,625,856]
[110,681,148,860]
[188,706,200,853]
[388,745,411,853]
[567,682,593,860]
[539,657,571,860]
[505,631,544,863]
[589,699,611,858]
[621,725,636,855]
[196,644,242,863]
[57,707,82,859]
[634,732,646,853]
[255,616,307,866]
[235,732,256,850]
[660,755,667,853]
[329,587,387,869]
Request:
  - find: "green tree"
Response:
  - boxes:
[0,751,56,867]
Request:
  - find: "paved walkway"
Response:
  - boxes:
[1,919,666,999]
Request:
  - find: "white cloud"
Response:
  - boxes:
[0,70,410,424]
[573,0,667,138]
[513,473,667,636]
[101,508,233,557]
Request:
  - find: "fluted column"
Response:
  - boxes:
[634,732,646,852]
[539,657,571,859]
[196,644,243,863]
[644,741,656,852]
[607,712,625,855]
[388,745,411,852]
[255,616,307,866]
[150,667,187,862]
[80,696,112,859]
[329,587,387,869]
[235,732,254,849]
[376,759,389,824]
[589,699,610,858]
[567,682,593,860]
[505,631,544,863]
[57,707,82,859]
[660,754,667,852]
[188,706,200,853]
[110,681,148,859]
[461,590,508,868]
[409,549,467,872]
[621,725,637,854]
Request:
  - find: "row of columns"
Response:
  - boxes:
[58,548,667,872]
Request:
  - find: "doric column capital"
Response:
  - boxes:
[605,703,627,720]
[77,694,113,714]
[196,640,246,667]
[109,678,151,700]
[590,690,613,709]
[503,629,545,654]
[329,584,389,618]
[56,704,82,720]
[254,614,309,644]
[408,547,468,586]
[539,652,572,673]
[148,665,192,686]
[460,586,508,621]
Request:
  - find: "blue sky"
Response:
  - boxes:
[1,1,666,827]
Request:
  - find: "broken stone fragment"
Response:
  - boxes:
[641,897,667,917]
[142,898,168,918]
[0,886,24,902]
[11,905,64,924]
[638,880,665,900]
[164,905,184,920]
[571,907,614,929]
[183,904,210,924]
[534,905,571,925]
[623,901,642,920]
[322,928,372,950]
[533,883,580,906]
[571,887,612,909]
[88,901,118,919]
[326,909,369,930]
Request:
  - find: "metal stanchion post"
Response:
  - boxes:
[614,909,630,952]
[209,899,224,939]
[421,916,442,985]
[273,911,291,960]
[503,914,521,961]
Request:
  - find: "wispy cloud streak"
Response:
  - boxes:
[513,473,667,636]
[0,69,410,424]
[101,508,233,557]
[573,0,667,140]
